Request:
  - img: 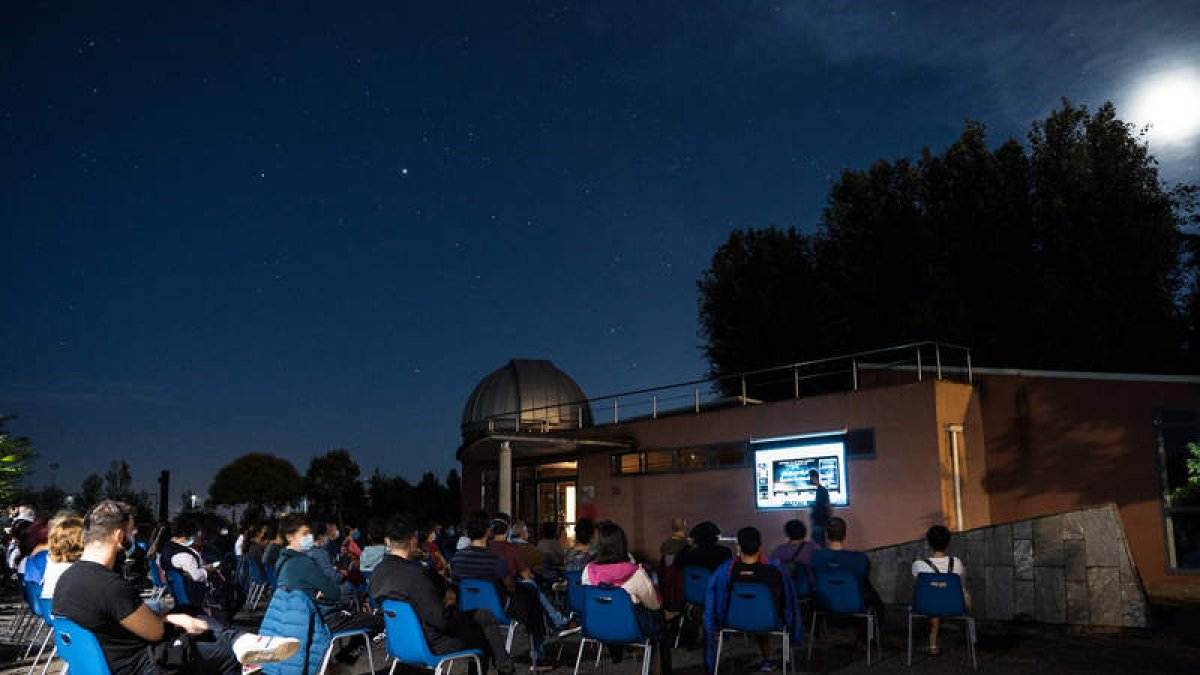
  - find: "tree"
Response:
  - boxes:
[104,460,133,500]
[209,453,302,512]
[445,469,462,523]
[79,473,104,511]
[698,100,1199,387]
[303,449,366,527]
[0,415,35,503]
[368,469,411,518]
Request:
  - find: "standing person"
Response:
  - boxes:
[582,521,671,675]
[910,525,967,655]
[275,515,384,668]
[659,518,688,567]
[370,516,514,675]
[808,470,831,547]
[53,500,300,675]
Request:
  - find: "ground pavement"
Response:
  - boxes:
[2,595,1198,675]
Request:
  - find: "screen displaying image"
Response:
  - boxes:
[751,436,849,510]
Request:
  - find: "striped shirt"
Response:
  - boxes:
[450,545,510,583]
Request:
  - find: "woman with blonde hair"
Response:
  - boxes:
[41,516,85,599]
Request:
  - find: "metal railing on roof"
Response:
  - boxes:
[465,341,971,435]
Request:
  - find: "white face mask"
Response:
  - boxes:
[297,534,315,551]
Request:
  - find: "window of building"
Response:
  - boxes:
[616,452,643,475]
[1155,409,1200,572]
[644,450,675,473]
[678,448,707,469]
[712,443,746,467]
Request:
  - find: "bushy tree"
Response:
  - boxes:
[79,473,104,511]
[303,449,366,527]
[209,453,302,511]
[0,415,35,503]
[698,100,1199,387]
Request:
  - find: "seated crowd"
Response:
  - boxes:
[3,500,969,674]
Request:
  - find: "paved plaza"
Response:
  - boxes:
[3,596,1198,675]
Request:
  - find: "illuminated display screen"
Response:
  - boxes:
[751,435,849,510]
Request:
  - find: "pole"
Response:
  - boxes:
[157,470,170,524]
[498,442,513,517]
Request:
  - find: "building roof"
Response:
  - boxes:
[461,359,593,436]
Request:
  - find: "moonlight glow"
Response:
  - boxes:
[1129,68,1200,146]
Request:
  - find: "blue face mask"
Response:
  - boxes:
[297,534,315,552]
[185,537,195,547]
[353,530,361,541]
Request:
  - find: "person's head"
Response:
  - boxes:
[82,500,135,553]
[926,525,951,553]
[384,516,417,555]
[574,517,595,546]
[808,470,821,486]
[263,524,278,544]
[690,521,721,547]
[49,516,85,563]
[594,521,630,564]
[326,522,340,540]
[784,519,807,542]
[310,522,328,544]
[671,518,687,535]
[465,509,491,542]
[366,517,385,546]
[280,514,314,551]
[512,520,530,540]
[826,517,847,543]
[736,526,762,559]
[540,521,559,542]
[171,514,200,545]
[424,523,440,543]
[24,518,49,549]
[490,516,510,539]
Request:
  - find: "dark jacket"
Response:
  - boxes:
[275,547,341,621]
[370,553,450,639]
[159,540,208,612]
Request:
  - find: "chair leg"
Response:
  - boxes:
[573,637,588,675]
[388,655,398,675]
[807,612,818,662]
[316,639,337,675]
[714,630,724,675]
[505,623,515,653]
[594,641,603,668]
[37,645,55,675]
[967,618,977,670]
[865,614,873,667]
[641,643,652,675]
[782,631,790,675]
[363,633,375,675]
[906,612,913,667]
[24,620,47,658]
[27,626,53,675]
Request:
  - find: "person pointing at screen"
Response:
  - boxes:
[809,469,831,546]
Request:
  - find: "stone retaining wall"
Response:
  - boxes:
[865,504,1149,628]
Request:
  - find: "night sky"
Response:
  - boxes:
[3,2,1198,499]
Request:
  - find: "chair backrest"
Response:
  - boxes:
[912,570,967,617]
[458,579,511,625]
[51,616,113,675]
[165,570,190,605]
[40,596,54,619]
[725,582,783,633]
[813,570,867,614]
[565,569,586,616]
[148,556,165,588]
[266,559,279,588]
[682,566,713,606]
[258,588,332,675]
[581,585,643,645]
[248,556,267,584]
[24,581,45,617]
[792,563,811,599]
[380,600,441,667]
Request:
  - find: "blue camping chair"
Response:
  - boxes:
[148,556,167,603]
[573,585,653,675]
[907,568,976,669]
[675,566,713,648]
[715,582,794,675]
[51,615,112,675]
[381,600,483,675]
[808,570,881,665]
[164,570,191,609]
[20,581,49,660]
[565,570,586,617]
[457,579,522,655]
[258,588,376,675]
[246,556,271,610]
[27,596,58,675]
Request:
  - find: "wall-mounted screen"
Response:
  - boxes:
[751,434,849,510]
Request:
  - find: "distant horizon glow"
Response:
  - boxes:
[1129,66,1200,147]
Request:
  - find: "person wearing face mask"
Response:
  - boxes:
[158,515,211,615]
[275,514,383,669]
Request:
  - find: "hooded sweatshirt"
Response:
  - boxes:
[582,561,661,609]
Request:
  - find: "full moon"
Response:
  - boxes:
[1129,68,1200,146]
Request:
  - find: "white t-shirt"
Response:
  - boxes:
[41,560,74,599]
[911,555,966,579]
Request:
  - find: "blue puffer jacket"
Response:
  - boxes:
[258,588,331,675]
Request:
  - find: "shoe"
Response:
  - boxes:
[556,619,581,637]
[372,631,388,645]
[241,667,263,674]
[926,645,941,656]
[758,659,778,672]
[529,662,556,672]
[232,634,302,664]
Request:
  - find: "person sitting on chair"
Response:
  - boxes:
[370,516,515,675]
[809,517,885,624]
[910,525,967,655]
[54,500,300,675]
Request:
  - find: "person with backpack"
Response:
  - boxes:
[910,525,967,655]
[768,519,819,597]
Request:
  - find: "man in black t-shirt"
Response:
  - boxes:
[54,500,300,675]
[730,527,787,672]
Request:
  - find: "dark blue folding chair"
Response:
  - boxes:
[907,567,976,669]
[715,582,795,675]
[147,556,167,603]
[573,585,653,675]
[381,600,483,675]
[457,579,522,654]
[51,615,112,675]
[164,570,191,610]
[246,556,270,610]
[674,566,713,648]
[565,569,586,618]
[808,571,881,666]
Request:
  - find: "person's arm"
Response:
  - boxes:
[626,568,661,610]
[119,605,166,642]
[408,571,449,632]
[171,552,207,582]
